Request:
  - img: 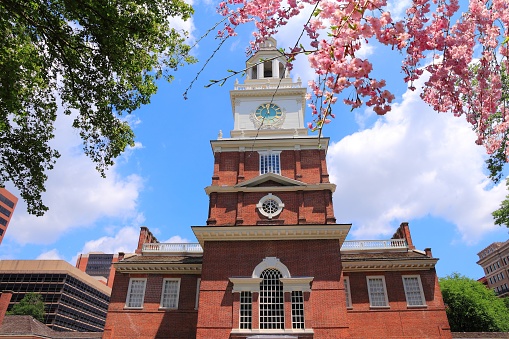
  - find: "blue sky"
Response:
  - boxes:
[1,0,508,280]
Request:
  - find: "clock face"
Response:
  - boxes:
[255,103,283,124]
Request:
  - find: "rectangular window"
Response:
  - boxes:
[125,278,146,308]
[498,262,501,268]
[402,276,426,306]
[504,258,508,265]
[490,277,493,284]
[367,276,389,307]
[259,151,281,175]
[160,279,180,309]
[0,205,10,218]
[344,277,352,308]
[0,193,14,208]
[0,217,6,226]
[195,278,201,310]
[291,291,305,329]
[239,291,252,329]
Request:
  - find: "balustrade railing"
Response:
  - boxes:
[341,239,407,251]
[142,243,203,254]
[234,82,302,90]
[142,240,407,254]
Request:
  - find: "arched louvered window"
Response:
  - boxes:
[259,268,284,329]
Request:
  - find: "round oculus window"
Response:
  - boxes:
[257,194,284,219]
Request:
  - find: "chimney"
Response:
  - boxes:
[392,222,415,250]
[0,291,13,325]
[424,248,433,258]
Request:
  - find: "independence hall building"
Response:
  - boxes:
[103,38,452,339]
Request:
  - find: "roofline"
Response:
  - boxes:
[0,260,111,295]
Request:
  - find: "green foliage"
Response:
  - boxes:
[439,273,509,332]
[7,293,45,322]
[0,0,195,215]
[493,177,509,227]
[504,297,509,310]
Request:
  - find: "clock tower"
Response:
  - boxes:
[103,37,451,339]
[194,37,351,338]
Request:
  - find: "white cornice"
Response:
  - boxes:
[280,277,314,292]
[192,224,351,246]
[229,277,263,292]
[205,183,336,195]
[211,136,329,153]
[235,173,306,187]
[114,263,202,274]
[342,258,438,272]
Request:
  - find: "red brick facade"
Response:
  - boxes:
[0,188,18,245]
[103,38,451,339]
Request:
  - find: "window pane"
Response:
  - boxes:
[240,291,252,329]
[161,280,179,309]
[367,277,388,307]
[291,291,304,329]
[403,276,425,306]
[126,279,145,308]
[260,268,284,329]
[344,278,352,308]
[260,153,281,175]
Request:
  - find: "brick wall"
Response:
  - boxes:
[0,291,12,326]
[103,273,199,339]
[208,190,334,225]
[196,239,348,339]
[344,269,451,338]
[212,149,329,186]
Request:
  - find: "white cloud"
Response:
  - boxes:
[7,113,144,245]
[328,77,507,244]
[387,0,412,21]
[161,235,190,243]
[37,249,63,260]
[77,226,140,255]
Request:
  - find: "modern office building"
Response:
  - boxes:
[0,188,18,244]
[76,253,121,288]
[0,260,111,332]
[103,38,451,339]
[477,239,509,297]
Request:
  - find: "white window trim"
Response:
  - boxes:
[366,276,389,308]
[125,278,147,309]
[159,278,181,309]
[344,277,352,309]
[195,278,201,310]
[256,193,284,219]
[402,275,427,307]
[258,150,281,175]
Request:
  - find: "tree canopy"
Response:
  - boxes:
[439,273,509,332]
[215,0,509,166]
[7,292,45,322]
[0,0,195,215]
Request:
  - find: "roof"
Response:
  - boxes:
[0,316,102,338]
[0,260,111,295]
[341,249,438,272]
[121,255,203,264]
[341,249,432,261]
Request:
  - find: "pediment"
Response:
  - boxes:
[235,173,307,188]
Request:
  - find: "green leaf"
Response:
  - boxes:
[0,0,196,215]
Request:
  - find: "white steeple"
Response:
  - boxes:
[229,38,308,138]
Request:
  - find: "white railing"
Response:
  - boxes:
[142,243,203,254]
[341,239,407,251]
[234,82,302,90]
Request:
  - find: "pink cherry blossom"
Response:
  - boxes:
[216,0,509,159]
